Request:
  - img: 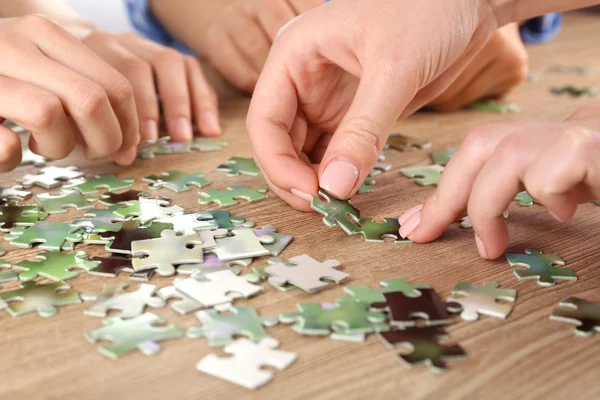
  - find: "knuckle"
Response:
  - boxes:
[563,125,600,153]
[339,117,386,156]
[20,14,56,32]
[152,48,182,66]
[108,77,135,105]
[71,83,109,119]
[462,125,493,153]
[27,94,62,131]
[122,56,151,76]
[495,134,526,163]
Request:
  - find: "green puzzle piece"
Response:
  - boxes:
[430,148,456,166]
[35,190,96,214]
[515,191,536,207]
[13,251,98,281]
[550,297,600,337]
[187,306,278,346]
[188,137,228,152]
[144,170,211,192]
[310,189,361,235]
[0,250,18,283]
[198,186,268,207]
[358,177,376,194]
[468,99,520,113]
[506,248,577,287]
[85,312,183,359]
[6,221,83,251]
[400,165,444,186]
[0,204,48,232]
[0,281,81,317]
[279,301,387,335]
[65,174,134,195]
[217,157,261,177]
[339,279,430,305]
[551,85,597,98]
[73,207,128,233]
[198,210,253,230]
[349,217,411,243]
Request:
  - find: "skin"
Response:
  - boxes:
[245,0,600,252]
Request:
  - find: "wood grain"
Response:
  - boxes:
[1,12,600,400]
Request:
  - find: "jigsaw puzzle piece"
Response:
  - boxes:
[372,289,457,327]
[64,174,134,194]
[173,270,262,307]
[377,327,466,374]
[6,221,83,251]
[0,251,18,283]
[187,306,278,346]
[144,170,211,192]
[385,134,432,152]
[235,226,293,256]
[20,166,83,189]
[0,204,48,232]
[82,283,165,319]
[447,281,517,321]
[85,312,183,359]
[99,190,157,205]
[468,99,520,113]
[137,137,172,159]
[430,148,456,166]
[35,190,96,214]
[506,248,576,287]
[310,189,361,234]
[400,165,444,186]
[217,157,261,177]
[198,186,268,207]
[155,211,219,235]
[265,254,348,293]
[514,191,537,206]
[97,221,173,254]
[279,301,387,335]
[175,254,249,276]
[339,279,430,305]
[72,207,128,233]
[88,255,154,281]
[348,217,411,243]
[197,210,253,230]
[0,281,81,317]
[158,285,205,315]
[137,197,184,224]
[188,137,228,152]
[550,297,600,337]
[131,230,204,276]
[0,185,32,201]
[196,338,296,390]
[358,177,376,194]
[211,229,274,262]
[251,258,297,292]
[369,161,392,177]
[13,251,97,281]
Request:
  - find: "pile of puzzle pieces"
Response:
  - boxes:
[1,123,597,392]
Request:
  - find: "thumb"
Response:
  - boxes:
[318,62,416,199]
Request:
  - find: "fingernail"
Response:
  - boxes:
[398,204,423,225]
[199,111,222,135]
[115,146,137,166]
[143,119,159,141]
[291,189,313,203]
[399,210,421,238]
[320,159,359,199]
[548,210,565,222]
[173,116,193,141]
[475,234,488,259]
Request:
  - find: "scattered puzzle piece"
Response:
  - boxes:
[188,137,228,152]
[188,306,278,346]
[310,189,361,235]
[20,166,83,188]
[197,210,253,230]
[35,190,96,214]
[430,148,456,166]
[550,297,600,337]
[0,250,18,283]
[0,204,48,232]
[265,254,348,293]
[369,161,392,177]
[235,226,293,256]
[97,221,173,254]
[447,281,517,321]
[99,190,156,205]
[137,197,184,224]
[82,283,165,319]
[468,99,520,113]
[551,85,597,97]
[339,279,430,305]
[400,165,444,186]
[0,281,81,317]
[199,186,268,207]
[6,221,83,251]
[64,174,134,194]
[217,157,261,177]
[358,177,376,194]
[196,338,296,390]
[88,255,154,281]
[144,170,211,192]
[506,248,576,287]
[251,258,297,292]
[21,147,47,167]
[174,270,262,307]
[13,251,97,281]
[377,327,466,374]
[385,134,432,152]
[211,229,274,261]
[372,289,457,327]
[158,285,205,315]
[155,211,219,235]
[131,230,204,276]
[85,312,183,359]
[0,185,32,201]
[176,254,250,276]
[72,207,128,233]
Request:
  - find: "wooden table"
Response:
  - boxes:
[1,12,599,400]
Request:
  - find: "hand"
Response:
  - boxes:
[427,23,528,112]
[247,0,501,211]
[398,104,600,259]
[79,30,221,141]
[150,0,322,92]
[0,15,138,171]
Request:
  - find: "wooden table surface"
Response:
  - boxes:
[1,12,600,400]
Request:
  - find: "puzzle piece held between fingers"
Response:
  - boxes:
[198,186,268,208]
[400,165,444,186]
[85,312,183,359]
[447,281,517,321]
[515,191,536,207]
[0,281,81,317]
[349,217,411,243]
[82,283,165,319]
[550,297,600,337]
[310,189,361,235]
[144,170,211,192]
[217,157,261,177]
[265,254,348,293]
[506,248,577,287]
[196,338,296,390]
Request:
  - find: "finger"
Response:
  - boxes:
[524,125,600,222]
[467,131,548,259]
[402,122,535,243]
[0,125,23,172]
[287,0,324,14]
[205,34,259,93]
[0,75,76,161]
[185,56,221,136]
[255,1,296,40]
[229,12,272,73]
[24,19,138,163]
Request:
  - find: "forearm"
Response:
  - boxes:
[0,0,94,36]
[491,0,600,25]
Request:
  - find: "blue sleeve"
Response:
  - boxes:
[124,0,195,55]
[520,13,562,44]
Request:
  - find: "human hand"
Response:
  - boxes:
[0,15,138,171]
[79,30,221,141]
[247,0,501,211]
[427,23,528,112]
[398,104,600,259]
[150,0,322,92]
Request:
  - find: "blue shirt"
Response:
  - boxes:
[125,0,562,54]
